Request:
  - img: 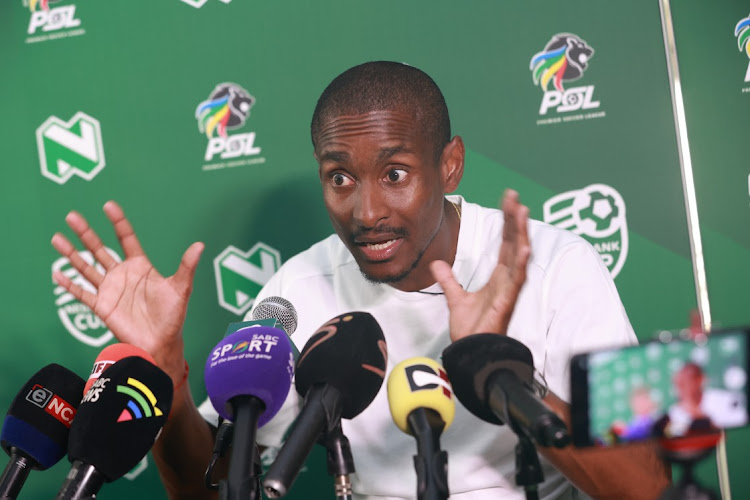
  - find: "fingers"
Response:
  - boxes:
[64,210,119,270]
[51,232,105,288]
[172,242,205,295]
[430,260,464,306]
[52,269,98,311]
[103,200,146,258]
[498,189,531,272]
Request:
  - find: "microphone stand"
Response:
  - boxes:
[514,435,544,500]
[0,448,33,499]
[322,420,355,500]
[219,395,265,500]
[407,409,449,500]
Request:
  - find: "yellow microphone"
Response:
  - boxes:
[387,357,454,500]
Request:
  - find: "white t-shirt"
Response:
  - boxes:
[199,195,637,499]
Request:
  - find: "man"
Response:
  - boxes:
[52,61,669,499]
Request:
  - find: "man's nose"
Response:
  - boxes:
[353,182,388,228]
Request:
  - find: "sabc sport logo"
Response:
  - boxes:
[530,33,600,115]
[543,184,628,278]
[36,112,105,184]
[52,248,121,347]
[736,14,750,83]
[195,83,262,163]
[25,0,81,36]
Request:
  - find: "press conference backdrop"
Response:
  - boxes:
[1,0,747,498]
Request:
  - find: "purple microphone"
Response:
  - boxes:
[204,325,295,499]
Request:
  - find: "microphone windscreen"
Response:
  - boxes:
[204,326,295,426]
[1,364,85,470]
[387,357,455,434]
[83,343,156,394]
[68,356,173,481]
[442,334,534,425]
[295,312,387,419]
[252,296,298,335]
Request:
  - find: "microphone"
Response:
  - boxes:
[204,296,298,492]
[263,311,387,499]
[252,296,298,335]
[83,343,156,394]
[57,356,173,499]
[387,357,454,500]
[0,364,85,499]
[441,334,569,448]
[204,325,296,499]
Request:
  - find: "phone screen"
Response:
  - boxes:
[570,327,749,447]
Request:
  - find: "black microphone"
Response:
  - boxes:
[56,356,173,499]
[263,312,387,499]
[0,364,85,499]
[442,334,569,448]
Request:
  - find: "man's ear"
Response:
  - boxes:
[440,136,465,193]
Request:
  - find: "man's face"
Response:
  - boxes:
[674,366,704,404]
[315,110,453,291]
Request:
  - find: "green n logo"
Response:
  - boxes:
[214,243,281,315]
[36,112,105,184]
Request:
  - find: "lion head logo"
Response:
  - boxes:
[28,0,63,11]
[195,83,255,138]
[530,33,595,92]
[736,15,750,59]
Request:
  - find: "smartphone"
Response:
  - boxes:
[570,326,749,447]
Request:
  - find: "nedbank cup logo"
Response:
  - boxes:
[530,33,600,115]
[735,14,750,82]
[195,83,262,163]
[52,248,121,347]
[543,184,628,278]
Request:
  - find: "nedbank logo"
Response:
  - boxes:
[530,33,604,124]
[214,243,281,315]
[735,14,750,84]
[37,112,105,184]
[543,184,628,278]
[180,0,231,8]
[52,248,121,346]
[24,0,85,43]
[116,378,164,422]
[195,83,266,171]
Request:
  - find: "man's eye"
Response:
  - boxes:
[332,173,352,186]
[386,169,407,182]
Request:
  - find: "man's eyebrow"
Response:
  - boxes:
[318,150,350,163]
[377,145,414,162]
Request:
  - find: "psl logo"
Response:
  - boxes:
[735,14,750,82]
[543,184,628,278]
[52,248,121,346]
[36,112,105,184]
[195,83,261,162]
[26,0,81,35]
[214,243,281,315]
[530,33,600,115]
[116,378,164,422]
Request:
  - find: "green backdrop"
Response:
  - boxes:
[1,0,747,498]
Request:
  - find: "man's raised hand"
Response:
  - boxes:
[51,201,204,384]
[430,189,531,342]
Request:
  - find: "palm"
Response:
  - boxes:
[51,201,203,379]
[431,190,530,342]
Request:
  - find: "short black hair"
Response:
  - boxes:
[311,61,451,162]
